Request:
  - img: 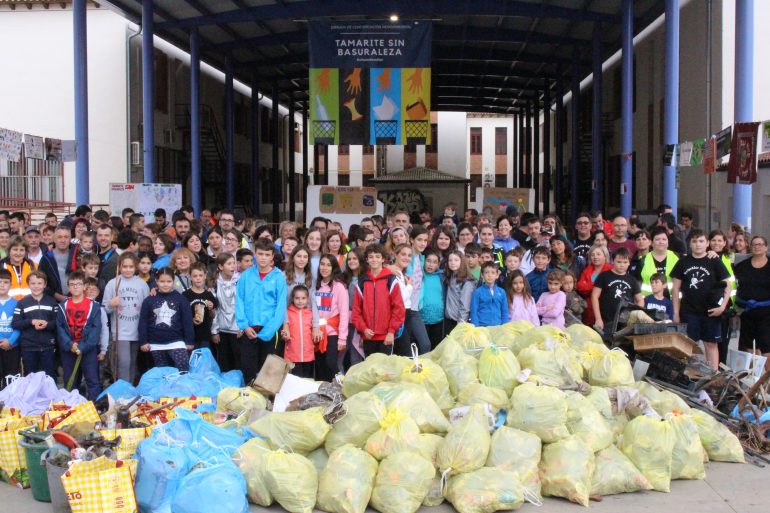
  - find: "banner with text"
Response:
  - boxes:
[308,21,432,146]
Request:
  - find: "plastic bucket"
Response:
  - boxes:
[46,458,72,513]
[20,440,51,502]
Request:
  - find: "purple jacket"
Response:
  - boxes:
[536,291,566,328]
[509,295,541,326]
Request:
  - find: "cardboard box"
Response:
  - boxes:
[251,355,294,396]
[630,332,699,359]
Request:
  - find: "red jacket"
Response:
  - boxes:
[352,267,405,341]
[284,305,314,363]
[576,262,612,325]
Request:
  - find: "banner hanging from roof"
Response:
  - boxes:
[308,20,432,146]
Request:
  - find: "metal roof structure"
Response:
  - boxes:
[100,0,666,113]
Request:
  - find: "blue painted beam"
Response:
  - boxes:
[570,67,580,222]
[225,55,234,209]
[271,82,280,223]
[619,0,634,218]
[251,74,261,216]
[555,72,564,213]
[159,0,615,30]
[733,0,754,229]
[302,102,308,224]
[73,0,89,205]
[288,91,296,221]
[190,27,201,216]
[543,84,551,215]
[591,22,603,211]
[663,0,679,217]
[142,0,155,183]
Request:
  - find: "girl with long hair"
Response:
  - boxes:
[210,252,239,372]
[314,254,349,380]
[443,250,476,335]
[430,225,457,264]
[505,269,540,326]
[324,230,348,269]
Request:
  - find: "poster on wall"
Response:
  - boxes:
[24,134,45,160]
[110,183,182,222]
[702,136,717,174]
[480,188,533,216]
[61,140,77,162]
[308,20,432,146]
[318,186,377,215]
[45,138,62,162]
[727,122,759,185]
[0,128,23,162]
[715,126,732,159]
[762,121,770,153]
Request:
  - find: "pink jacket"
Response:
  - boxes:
[536,291,566,328]
[315,280,349,343]
[284,305,314,363]
[509,295,540,326]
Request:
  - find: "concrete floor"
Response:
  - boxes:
[1,460,767,513]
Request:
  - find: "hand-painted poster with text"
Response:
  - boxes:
[309,21,431,146]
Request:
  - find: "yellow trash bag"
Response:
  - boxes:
[370,451,434,513]
[437,404,492,476]
[486,426,542,495]
[60,456,137,513]
[263,450,317,513]
[325,391,386,454]
[248,407,330,453]
[511,325,569,356]
[0,418,35,487]
[620,415,675,492]
[589,349,635,386]
[306,447,328,475]
[478,346,521,395]
[317,445,378,513]
[566,323,603,350]
[517,343,584,387]
[365,408,421,460]
[216,387,267,415]
[507,383,569,442]
[669,414,706,480]
[233,437,273,506]
[423,471,445,507]
[487,321,534,351]
[565,392,613,452]
[369,382,450,433]
[399,352,454,411]
[457,383,510,412]
[691,410,745,463]
[341,353,411,397]
[585,386,628,438]
[575,342,610,374]
[417,433,444,468]
[446,467,527,513]
[590,445,652,496]
[539,435,595,507]
[651,390,692,416]
[452,323,493,352]
[439,338,480,397]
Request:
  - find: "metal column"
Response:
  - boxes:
[533,99,540,215]
[620,0,634,217]
[224,56,234,209]
[189,28,201,215]
[555,77,564,212]
[302,102,309,223]
[733,0,754,228]
[517,113,524,188]
[525,101,531,189]
[73,0,89,204]
[251,75,261,216]
[663,0,680,216]
[570,68,580,222]
[592,23,604,211]
[513,113,518,188]
[288,92,296,221]
[271,82,280,223]
[543,85,551,214]
[142,0,155,183]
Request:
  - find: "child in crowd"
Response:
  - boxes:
[420,251,445,349]
[592,248,643,333]
[136,252,156,289]
[502,248,523,285]
[314,254,349,380]
[210,253,239,372]
[0,269,20,386]
[444,250,475,333]
[152,233,175,270]
[526,246,552,302]
[562,270,586,326]
[506,269,540,326]
[470,262,509,327]
[536,269,567,328]
[464,243,482,281]
[56,271,102,400]
[79,253,103,299]
[12,270,58,378]
[282,285,315,378]
[236,248,254,274]
[78,231,96,255]
[4,235,36,299]
[84,277,109,365]
[102,253,150,383]
[644,272,674,320]
[342,248,366,368]
[280,237,299,265]
[184,262,218,349]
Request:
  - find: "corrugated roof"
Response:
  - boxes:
[370,167,470,183]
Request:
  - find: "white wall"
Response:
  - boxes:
[438,112,467,178]
[465,115,515,184]
[0,7,128,205]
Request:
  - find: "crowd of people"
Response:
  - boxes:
[0,201,768,399]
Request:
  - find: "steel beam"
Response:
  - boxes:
[251,74,261,216]
[190,27,201,215]
[142,0,155,182]
[620,0,634,218]
[592,22,603,211]
[73,0,89,204]
[225,55,235,209]
[732,0,754,228]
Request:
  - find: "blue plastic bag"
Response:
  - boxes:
[171,460,248,513]
[152,408,248,462]
[221,369,245,388]
[189,348,221,376]
[136,367,179,399]
[156,373,201,399]
[134,436,191,513]
[97,379,139,401]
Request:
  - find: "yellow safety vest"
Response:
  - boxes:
[640,251,679,296]
[722,254,737,299]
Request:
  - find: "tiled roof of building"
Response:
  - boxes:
[370,167,470,183]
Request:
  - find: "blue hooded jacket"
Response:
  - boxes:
[56,298,102,353]
[420,268,445,325]
[0,297,20,347]
[470,284,509,327]
[235,266,287,342]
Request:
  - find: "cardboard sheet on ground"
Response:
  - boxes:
[272,374,321,412]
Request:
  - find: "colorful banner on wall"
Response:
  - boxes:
[308,20,432,146]
[727,122,759,185]
[0,128,23,162]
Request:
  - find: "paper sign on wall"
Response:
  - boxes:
[318,186,377,214]
[0,128,23,162]
[110,183,182,222]
[761,121,770,153]
[24,134,45,160]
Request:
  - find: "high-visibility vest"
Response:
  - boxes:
[722,254,737,299]
[5,260,37,299]
[640,251,679,296]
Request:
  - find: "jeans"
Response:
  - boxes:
[62,350,101,400]
[21,349,56,380]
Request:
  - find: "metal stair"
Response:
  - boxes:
[175,103,226,200]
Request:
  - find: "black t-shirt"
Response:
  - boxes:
[183,289,219,345]
[670,255,729,315]
[668,235,687,256]
[593,270,640,324]
[734,258,770,303]
[572,236,594,260]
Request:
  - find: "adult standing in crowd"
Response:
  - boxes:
[571,212,594,260]
[734,236,770,368]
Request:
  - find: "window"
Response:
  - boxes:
[405,143,416,153]
[338,144,350,156]
[363,144,374,155]
[426,123,438,153]
[337,173,350,186]
[495,127,507,155]
[470,127,482,155]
